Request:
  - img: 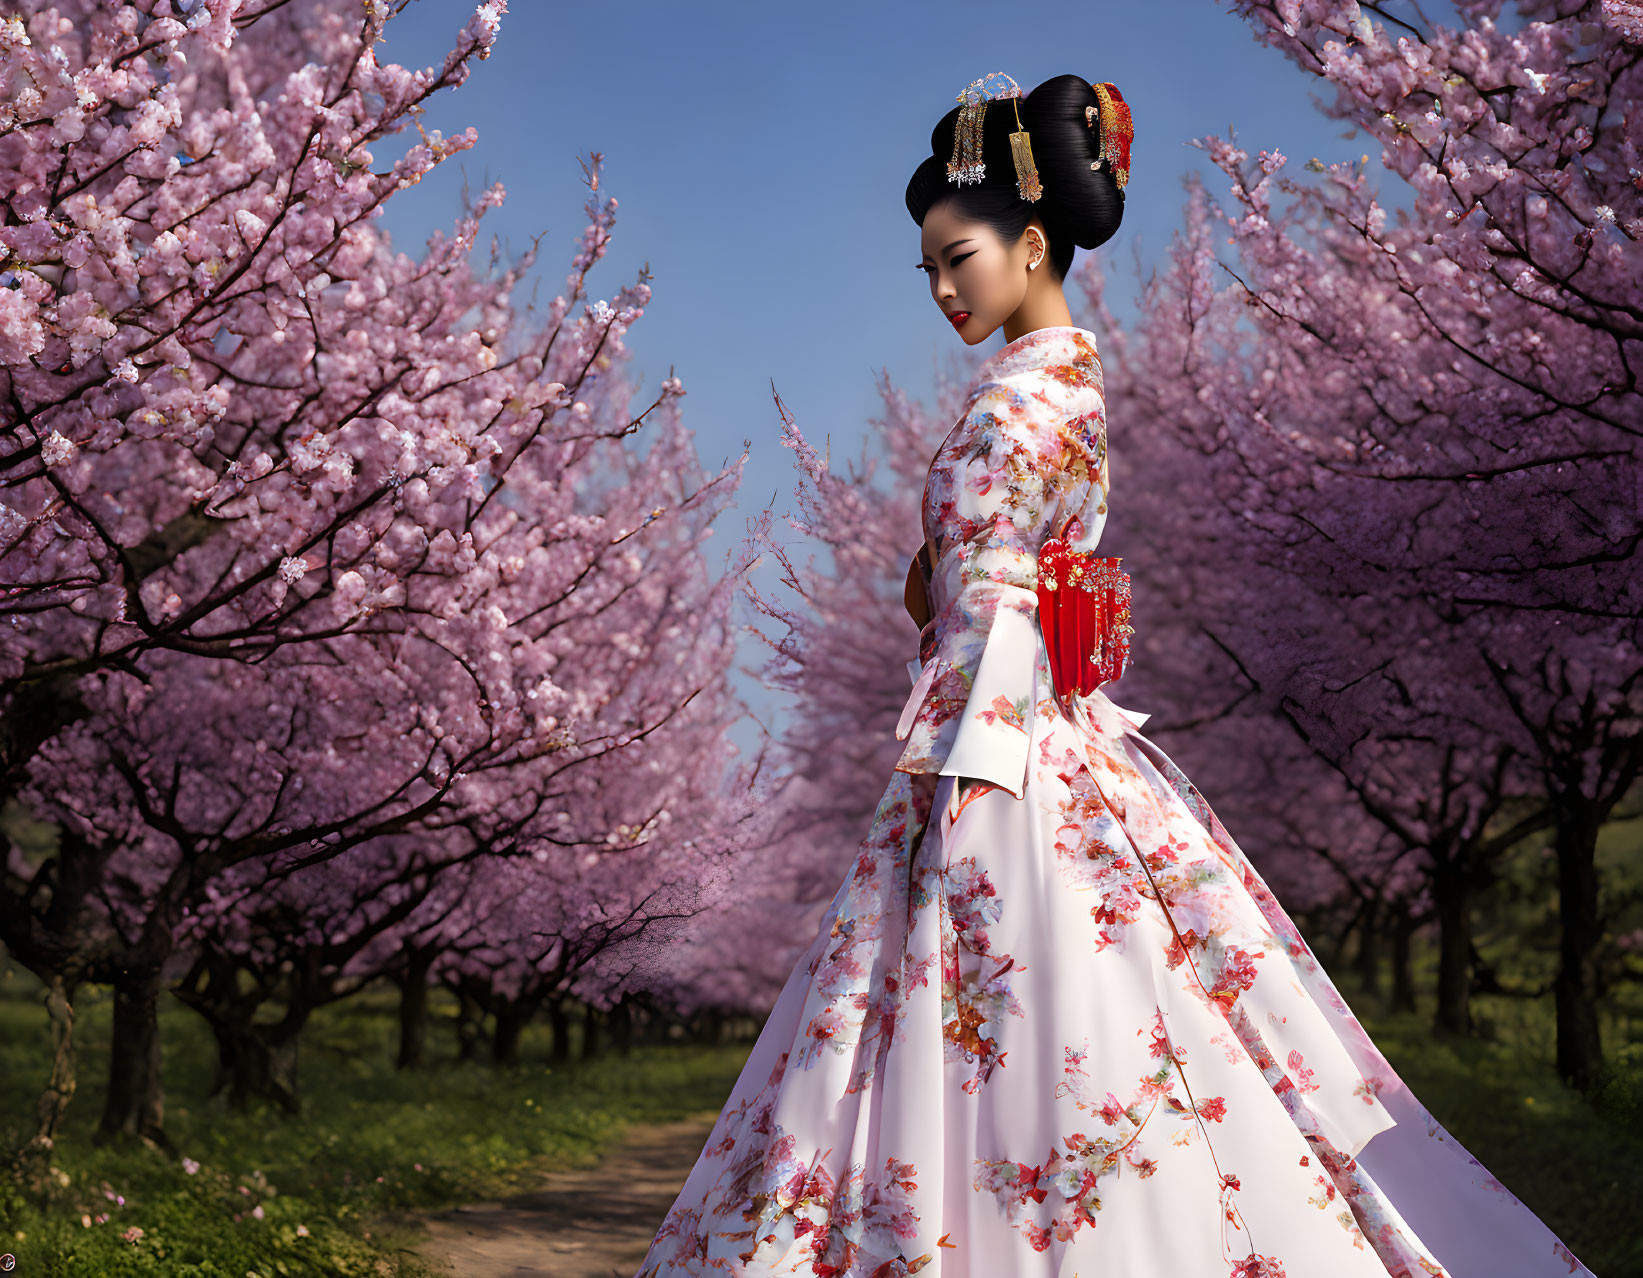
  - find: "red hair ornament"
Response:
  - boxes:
[1086,81,1133,191]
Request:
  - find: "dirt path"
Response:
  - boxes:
[412,1111,719,1278]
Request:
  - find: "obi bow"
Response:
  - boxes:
[1035,537,1133,700]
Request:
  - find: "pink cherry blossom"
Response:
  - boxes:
[1,0,762,1147]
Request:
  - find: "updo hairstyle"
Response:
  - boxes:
[904,74,1125,283]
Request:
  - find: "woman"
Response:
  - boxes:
[634,73,1595,1278]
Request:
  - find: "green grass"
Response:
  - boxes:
[1353,1002,1642,1277]
[0,954,1637,1276]
[1321,897,1643,1278]
[0,970,747,1276]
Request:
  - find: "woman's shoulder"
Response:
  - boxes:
[962,362,1104,448]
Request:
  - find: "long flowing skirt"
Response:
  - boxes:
[635,659,1597,1277]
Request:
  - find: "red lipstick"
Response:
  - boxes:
[948,311,970,329]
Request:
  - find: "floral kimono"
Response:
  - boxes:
[634,327,1596,1278]
[894,323,1127,800]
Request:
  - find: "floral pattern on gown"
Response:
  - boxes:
[634,327,1597,1278]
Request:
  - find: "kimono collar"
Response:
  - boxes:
[973,324,1101,386]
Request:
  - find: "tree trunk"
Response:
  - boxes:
[97,968,169,1147]
[173,951,308,1114]
[579,1001,601,1060]
[1353,896,1382,999]
[455,986,485,1062]
[493,1001,530,1068]
[216,1017,305,1114]
[397,943,435,1071]
[1430,860,1471,1038]
[1552,803,1604,1091]
[1389,906,1418,1015]
[546,998,571,1062]
[610,997,634,1055]
[15,971,78,1189]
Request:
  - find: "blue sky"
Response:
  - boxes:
[374,0,1441,760]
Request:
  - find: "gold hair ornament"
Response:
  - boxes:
[946,72,1040,201]
[1008,96,1043,202]
[945,73,1131,202]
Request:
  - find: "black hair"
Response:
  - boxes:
[905,74,1125,282]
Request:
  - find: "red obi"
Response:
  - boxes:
[1035,537,1133,699]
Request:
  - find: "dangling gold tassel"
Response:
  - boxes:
[1008,96,1042,202]
[948,97,988,186]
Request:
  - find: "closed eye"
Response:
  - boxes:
[916,251,978,275]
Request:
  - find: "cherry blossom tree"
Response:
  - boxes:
[1126,0,1643,1085]
[0,0,761,1166]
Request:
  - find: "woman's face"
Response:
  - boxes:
[917,199,1043,346]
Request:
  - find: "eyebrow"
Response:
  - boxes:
[920,238,974,263]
